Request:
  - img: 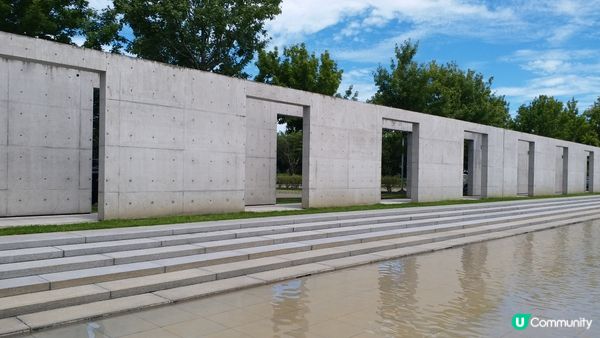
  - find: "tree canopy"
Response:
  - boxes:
[0,0,90,43]
[255,43,343,95]
[370,40,511,128]
[113,0,281,77]
[512,96,599,146]
[255,43,356,131]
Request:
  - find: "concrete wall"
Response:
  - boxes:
[0,57,96,216]
[1,31,600,219]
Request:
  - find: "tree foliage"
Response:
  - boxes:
[113,0,281,77]
[512,96,599,146]
[371,40,510,128]
[256,43,354,131]
[277,131,303,175]
[255,43,343,95]
[0,0,90,43]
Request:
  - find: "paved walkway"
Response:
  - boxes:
[0,214,98,229]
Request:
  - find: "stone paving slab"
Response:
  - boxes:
[0,254,113,279]
[17,293,170,330]
[104,244,205,264]
[248,263,334,283]
[156,251,249,272]
[0,276,50,298]
[0,247,63,264]
[236,242,308,259]
[154,276,264,302]
[96,269,216,298]
[0,317,29,336]
[202,257,292,280]
[40,262,164,289]
[0,285,109,318]
[56,238,161,257]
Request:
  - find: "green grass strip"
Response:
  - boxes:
[0,192,598,236]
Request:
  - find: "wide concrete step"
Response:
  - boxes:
[1,211,598,334]
[0,206,598,317]
[1,198,597,265]
[1,202,598,282]
[1,196,598,252]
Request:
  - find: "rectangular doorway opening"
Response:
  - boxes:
[586,151,594,192]
[381,129,410,201]
[517,140,534,196]
[555,146,568,194]
[463,132,488,198]
[244,98,307,211]
[92,88,100,213]
[380,119,417,203]
[276,114,303,206]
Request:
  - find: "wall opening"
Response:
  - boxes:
[555,146,568,194]
[92,88,100,212]
[380,119,417,202]
[463,132,488,198]
[276,114,303,206]
[517,140,534,196]
[244,98,307,209]
[381,129,411,200]
[586,151,594,192]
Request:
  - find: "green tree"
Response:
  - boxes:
[256,43,352,131]
[512,96,599,146]
[0,0,90,44]
[370,40,510,128]
[113,0,281,77]
[256,43,342,95]
[584,97,600,144]
[82,7,126,53]
[277,131,303,175]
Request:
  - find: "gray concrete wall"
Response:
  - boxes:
[2,31,600,219]
[0,57,96,216]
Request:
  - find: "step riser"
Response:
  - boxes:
[6,199,596,266]
[1,197,598,252]
[1,203,599,281]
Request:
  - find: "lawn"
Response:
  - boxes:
[0,192,598,236]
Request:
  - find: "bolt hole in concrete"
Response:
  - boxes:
[22,220,600,338]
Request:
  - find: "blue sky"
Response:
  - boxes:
[89,0,600,114]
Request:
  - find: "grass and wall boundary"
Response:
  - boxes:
[0,193,598,236]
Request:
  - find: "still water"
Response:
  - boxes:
[26,221,600,338]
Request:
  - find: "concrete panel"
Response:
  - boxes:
[184,191,244,215]
[118,147,184,193]
[7,147,80,190]
[118,101,185,149]
[184,151,244,191]
[118,192,184,219]
[7,189,80,216]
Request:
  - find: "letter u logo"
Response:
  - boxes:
[512,314,531,331]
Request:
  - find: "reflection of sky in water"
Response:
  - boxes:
[271,278,304,301]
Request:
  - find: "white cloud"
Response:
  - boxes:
[267,0,518,48]
[498,48,600,111]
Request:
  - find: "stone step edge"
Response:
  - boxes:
[2,203,598,285]
[2,196,598,251]
[1,205,597,300]
[2,213,598,337]
[5,198,598,264]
